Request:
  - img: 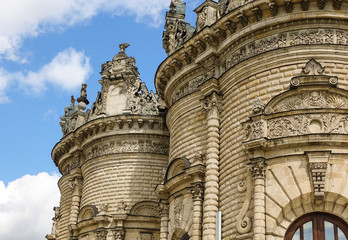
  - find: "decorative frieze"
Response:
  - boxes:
[268,113,348,138]
[86,139,169,161]
[221,27,344,77]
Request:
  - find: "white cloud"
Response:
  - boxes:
[0,47,92,102]
[0,0,171,61]
[17,48,92,94]
[0,172,60,240]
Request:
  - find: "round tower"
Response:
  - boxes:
[155,0,348,239]
[49,44,169,240]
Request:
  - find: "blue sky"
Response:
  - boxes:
[0,0,200,239]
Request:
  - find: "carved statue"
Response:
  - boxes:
[119,43,130,53]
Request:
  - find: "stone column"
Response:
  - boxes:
[69,173,83,226]
[202,91,221,240]
[189,183,204,240]
[159,201,169,240]
[249,158,266,240]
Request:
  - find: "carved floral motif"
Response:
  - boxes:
[96,230,107,240]
[268,113,348,138]
[113,229,125,240]
[86,140,169,161]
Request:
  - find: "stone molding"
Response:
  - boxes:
[52,115,168,168]
[85,139,169,161]
[156,0,348,100]
[166,23,348,106]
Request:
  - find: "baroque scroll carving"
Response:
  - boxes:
[236,174,252,234]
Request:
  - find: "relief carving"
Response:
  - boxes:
[268,113,348,138]
[130,202,161,217]
[307,152,329,205]
[96,230,107,240]
[86,140,169,161]
[173,198,183,229]
[236,174,252,234]
[265,90,348,114]
[113,229,125,240]
[220,26,344,79]
[140,232,153,240]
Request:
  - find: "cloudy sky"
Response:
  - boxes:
[0,0,199,239]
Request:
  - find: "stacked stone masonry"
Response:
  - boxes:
[47,0,348,240]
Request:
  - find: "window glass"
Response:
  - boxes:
[292,228,300,240]
[303,221,313,240]
[338,227,347,240]
[324,221,335,240]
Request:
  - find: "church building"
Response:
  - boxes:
[47,0,348,239]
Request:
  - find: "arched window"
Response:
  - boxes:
[285,212,348,240]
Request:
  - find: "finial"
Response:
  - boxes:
[119,43,130,53]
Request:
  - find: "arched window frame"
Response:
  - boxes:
[285,212,348,240]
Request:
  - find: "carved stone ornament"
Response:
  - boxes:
[163,1,195,55]
[252,97,265,114]
[98,203,109,215]
[140,232,153,240]
[189,183,204,200]
[159,202,169,216]
[202,92,222,118]
[96,230,107,240]
[116,201,128,214]
[173,198,183,228]
[130,201,161,217]
[86,140,169,161]
[60,84,89,136]
[69,177,83,195]
[302,59,325,75]
[219,26,344,79]
[307,152,329,205]
[113,229,125,240]
[248,158,267,179]
[236,174,252,234]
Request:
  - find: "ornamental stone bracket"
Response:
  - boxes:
[306,151,330,205]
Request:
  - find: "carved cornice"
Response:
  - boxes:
[156,0,348,101]
[52,115,169,171]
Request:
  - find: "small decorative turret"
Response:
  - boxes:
[86,43,166,121]
[59,84,89,136]
[163,0,195,55]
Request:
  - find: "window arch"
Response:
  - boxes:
[285,212,348,240]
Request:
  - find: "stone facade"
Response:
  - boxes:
[48,0,348,239]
